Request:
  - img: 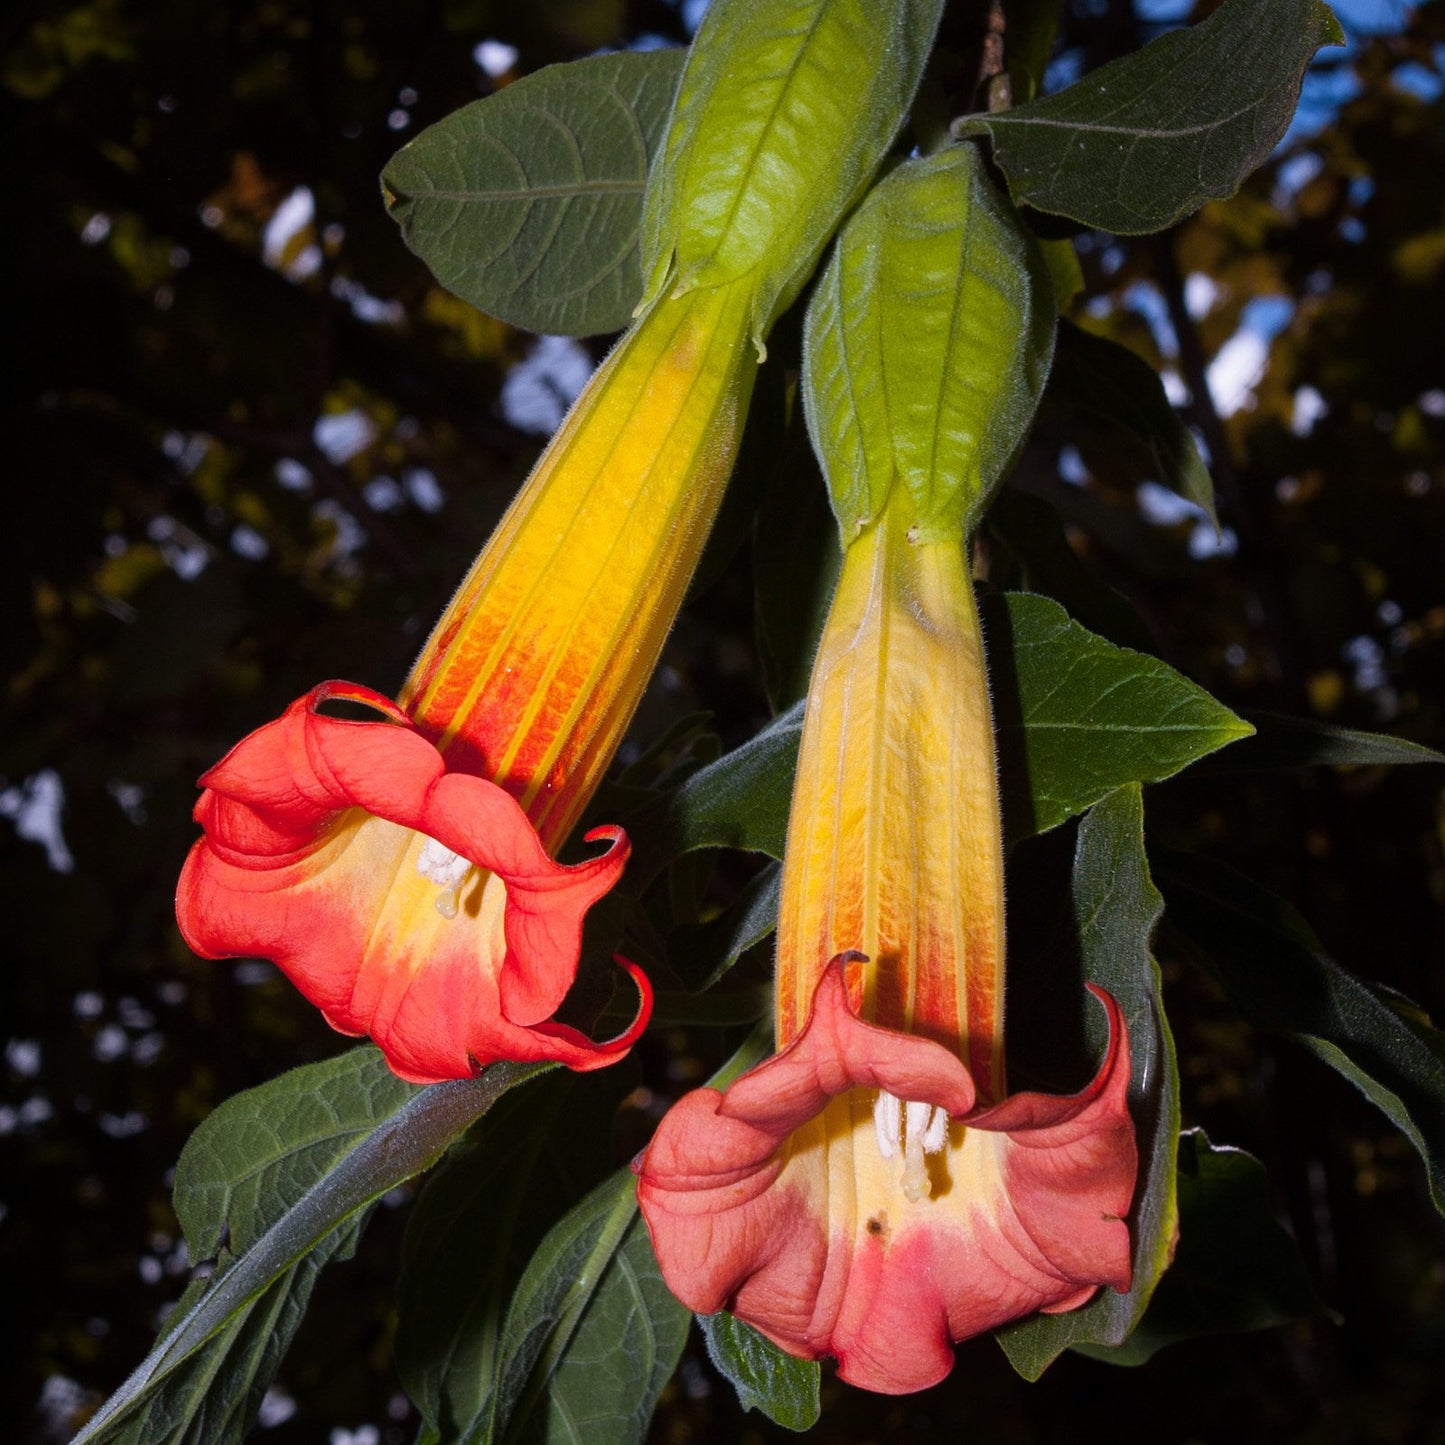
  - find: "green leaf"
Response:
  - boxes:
[462,1167,688,1445]
[1199,709,1445,771]
[998,784,1181,1379]
[957,0,1344,234]
[643,985,772,1028]
[669,861,782,992]
[396,1072,630,1439]
[985,591,1254,840]
[1038,235,1084,308]
[641,0,946,341]
[698,1310,820,1432]
[1156,850,1445,1214]
[1005,0,1065,103]
[1052,321,1217,530]
[75,1049,547,1444]
[628,702,805,880]
[381,49,684,337]
[803,144,1055,541]
[1076,1130,1316,1366]
[105,1232,361,1445]
[512,1198,688,1445]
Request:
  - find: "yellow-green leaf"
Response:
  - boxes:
[803,144,1055,542]
[640,0,945,343]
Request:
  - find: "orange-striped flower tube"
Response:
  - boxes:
[177,283,755,1083]
[635,499,1138,1392]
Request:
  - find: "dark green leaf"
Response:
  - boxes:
[998,784,1180,1378]
[957,0,1344,233]
[1052,320,1217,529]
[76,1050,546,1444]
[106,1228,361,1445]
[172,1047,415,1262]
[698,1310,820,1432]
[1006,0,1065,103]
[628,703,804,880]
[1198,709,1445,771]
[986,591,1254,840]
[397,1072,630,1439]
[986,488,1155,652]
[1156,850,1445,1213]
[463,1168,687,1445]
[803,144,1055,540]
[514,1209,688,1445]
[669,861,782,993]
[382,50,684,337]
[1076,1130,1316,1366]
[643,985,772,1028]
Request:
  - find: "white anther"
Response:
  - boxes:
[921,1104,949,1153]
[873,1090,901,1160]
[416,836,475,918]
[904,1099,932,1144]
[416,835,471,888]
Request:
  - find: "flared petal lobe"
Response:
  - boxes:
[177,683,650,1084]
[635,958,1136,1394]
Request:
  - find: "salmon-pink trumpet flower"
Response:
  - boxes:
[177,283,756,1083]
[635,501,1139,1392]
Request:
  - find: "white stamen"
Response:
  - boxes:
[873,1090,901,1160]
[416,835,475,918]
[416,835,471,888]
[921,1104,949,1153]
[903,1099,931,1143]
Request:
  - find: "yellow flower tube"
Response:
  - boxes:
[775,498,1005,1102]
[402,282,755,853]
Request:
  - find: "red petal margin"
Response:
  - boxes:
[175,682,648,1082]
[634,958,1137,1394]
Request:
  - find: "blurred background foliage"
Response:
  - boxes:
[3,0,1443,1440]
